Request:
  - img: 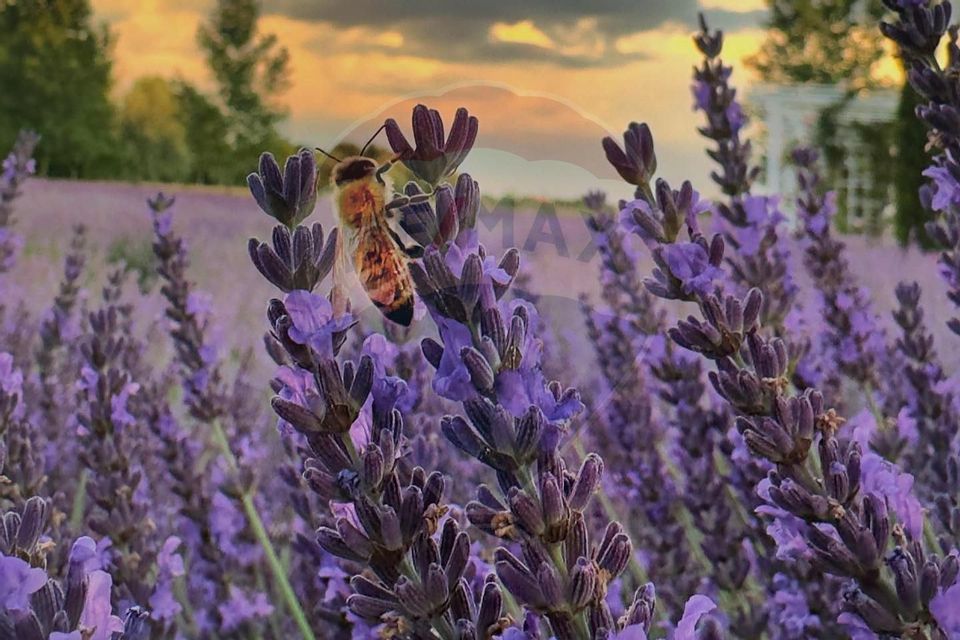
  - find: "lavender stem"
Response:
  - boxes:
[209,418,316,640]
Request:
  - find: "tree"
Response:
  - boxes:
[0,0,119,177]
[119,77,192,183]
[173,82,235,185]
[746,0,887,87]
[197,0,292,181]
[894,79,934,248]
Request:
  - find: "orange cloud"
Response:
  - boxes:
[93,1,772,196]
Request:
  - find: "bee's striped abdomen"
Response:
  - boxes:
[355,227,414,326]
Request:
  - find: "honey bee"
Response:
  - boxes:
[319,131,422,327]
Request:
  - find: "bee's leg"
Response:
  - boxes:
[375,158,398,185]
[384,196,409,213]
[401,244,425,259]
[384,191,434,218]
[386,226,424,259]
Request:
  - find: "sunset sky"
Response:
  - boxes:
[93,0,796,198]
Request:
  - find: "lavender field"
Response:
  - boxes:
[6,4,960,640]
[10,177,952,386]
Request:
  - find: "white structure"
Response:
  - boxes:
[749,83,898,227]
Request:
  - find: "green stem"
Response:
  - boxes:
[211,420,316,640]
[863,382,885,426]
[69,470,88,530]
[924,517,943,556]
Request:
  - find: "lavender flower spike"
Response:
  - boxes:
[248,148,318,229]
[602,122,657,199]
[614,118,957,638]
[385,104,479,186]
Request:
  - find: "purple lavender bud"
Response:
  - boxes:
[459,253,483,312]
[425,563,450,611]
[14,497,46,552]
[435,184,460,245]
[316,527,369,562]
[385,105,478,185]
[476,580,503,636]
[565,512,589,564]
[567,453,603,512]
[602,122,657,189]
[247,149,318,227]
[596,525,632,579]
[495,549,545,608]
[348,593,398,619]
[509,488,545,536]
[921,560,941,604]
[842,587,903,635]
[940,553,959,587]
[421,337,444,369]
[455,173,480,231]
[622,583,657,631]
[863,493,891,553]
[122,606,151,640]
[443,530,471,590]
[400,486,425,541]
[888,547,921,613]
[537,563,564,610]
[539,473,568,539]
[514,406,543,462]
[461,346,495,392]
[568,557,597,609]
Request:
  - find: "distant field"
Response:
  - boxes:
[8,178,955,385]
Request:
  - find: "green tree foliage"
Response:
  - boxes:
[196,0,293,182]
[173,82,236,185]
[894,79,934,248]
[0,0,119,177]
[119,77,192,183]
[746,0,887,87]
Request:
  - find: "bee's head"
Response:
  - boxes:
[332,156,377,185]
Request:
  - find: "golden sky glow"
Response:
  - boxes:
[91,1,891,198]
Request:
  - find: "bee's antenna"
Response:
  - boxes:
[360,124,387,156]
[315,147,342,163]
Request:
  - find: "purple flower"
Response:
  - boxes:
[362,334,408,418]
[110,381,140,428]
[0,553,47,611]
[150,536,185,622]
[768,573,821,638]
[431,315,475,402]
[218,586,275,632]
[661,242,720,297]
[69,536,101,573]
[691,80,711,111]
[756,479,811,562]
[495,368,582,423]
[444,232,511,284]
[613,625,649,640]
[837,612,880,640]
[284,290,354,358]
[0,352,22,397]
[930,580,960,636]
[672,594,718,639]
[922,164,960,211]
[860,452,924,540]
[274,365,319,435]
[79,571,124,640]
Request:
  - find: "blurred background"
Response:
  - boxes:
[0,0,942,367]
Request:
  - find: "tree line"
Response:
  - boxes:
[0,0,294,185]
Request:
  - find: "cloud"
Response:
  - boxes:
[92,1,769,198]
[266,0,764,67]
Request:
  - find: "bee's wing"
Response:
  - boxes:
[331,221,360,315]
